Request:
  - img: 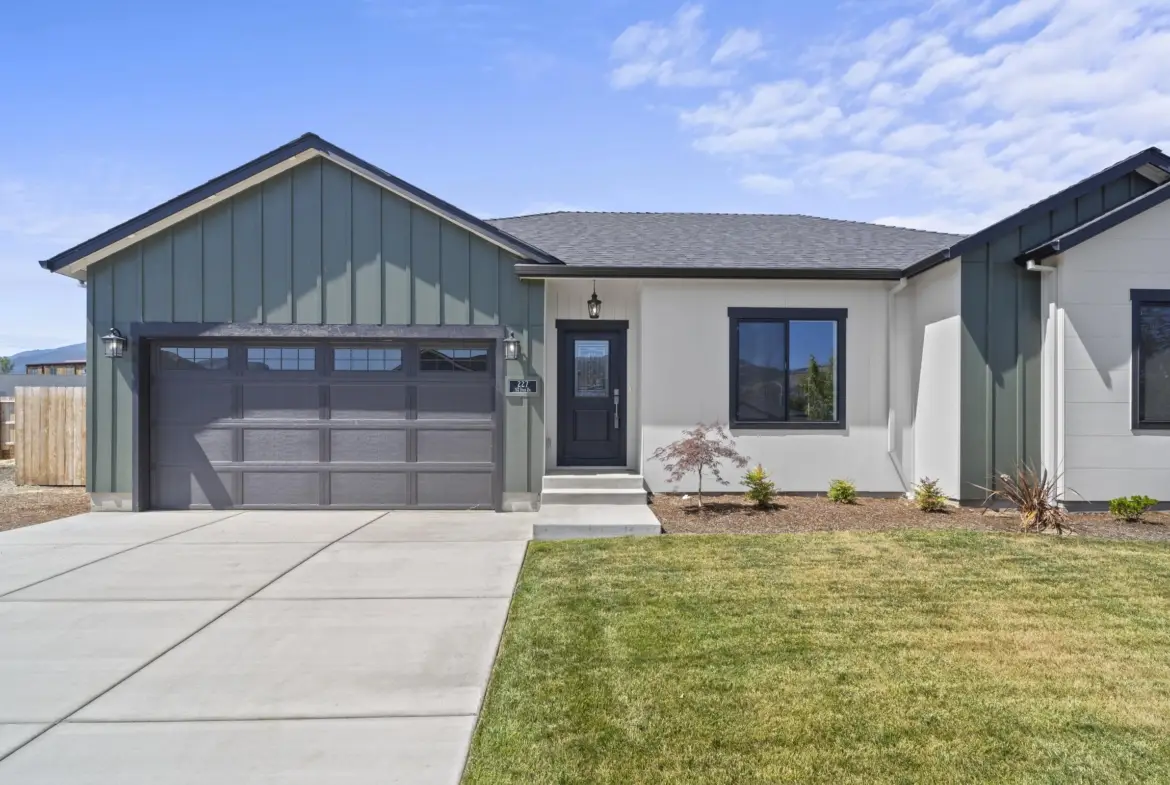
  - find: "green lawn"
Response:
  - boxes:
[464,532,1170,785]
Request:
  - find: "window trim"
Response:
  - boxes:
[1131,289,1170,430]
[728,307,847,431]
[331,346,405,373]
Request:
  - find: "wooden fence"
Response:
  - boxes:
[0,397,12,459]
[14,387,87,486]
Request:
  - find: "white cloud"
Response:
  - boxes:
[881,123,950,152]
[972,0,1062,39]
[739,173,794,194]
[609,4,763,89]
[632,0,1170,232]
[712,28,764,64]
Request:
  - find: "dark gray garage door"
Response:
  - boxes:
[149,341,498,509]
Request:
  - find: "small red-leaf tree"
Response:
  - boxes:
[650,422,749,507]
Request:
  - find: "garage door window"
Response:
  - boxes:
[420,346,489,372]
[159,347,229,371]
[247,347,315,371]
[334,347,403,372]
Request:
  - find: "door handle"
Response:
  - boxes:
[613,388,620,430]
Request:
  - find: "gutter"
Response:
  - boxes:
[886,277,911,494]
[514,264,904,281]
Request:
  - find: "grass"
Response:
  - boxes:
[464,532,1170,785]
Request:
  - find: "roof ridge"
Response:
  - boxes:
[489,210,964,238]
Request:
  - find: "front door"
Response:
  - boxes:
[557,322,627,466]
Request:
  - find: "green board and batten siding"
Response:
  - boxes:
[959,171,1156,500]
[86,157,544,504]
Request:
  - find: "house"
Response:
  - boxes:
[25,360,87,376]
[37,134,1170,511]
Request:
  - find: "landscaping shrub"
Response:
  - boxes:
[981,465,1070,534]
[1109,495,1158,522]
[828,478,857,504]
[650,422,749,508]
[742,464,778,509]
[913,478,948,512]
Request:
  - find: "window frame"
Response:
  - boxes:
[1131,289,1170,430]
[728,307,847,431]
[331,346,405,373]
[157,346,232,373]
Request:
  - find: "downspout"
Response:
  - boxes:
[1025,258,1060,499]
[887,277,910,494]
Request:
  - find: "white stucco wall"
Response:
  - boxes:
[906,259,962,497]
[1054,197,1170,501]
[639,279,903,494]
[544,279,642,470]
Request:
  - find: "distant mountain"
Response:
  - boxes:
[5,343,86,373]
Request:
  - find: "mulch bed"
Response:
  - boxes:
[651,493,1170,542]
[0,461,92,532]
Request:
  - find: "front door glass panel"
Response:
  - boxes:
[574,340,609,397]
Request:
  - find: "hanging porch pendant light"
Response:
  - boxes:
[587,281,602,319]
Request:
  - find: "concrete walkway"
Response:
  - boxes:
[0,509,534,784]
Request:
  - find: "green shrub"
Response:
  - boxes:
[827,479,857,504]
[913,478,948,512]
[1109,495,1158,522]
[742,464,778,508]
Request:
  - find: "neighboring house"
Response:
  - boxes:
[25,360,86,376]
[0,375,87,398]
[36,134,1170,511]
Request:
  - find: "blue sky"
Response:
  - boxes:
[3,0,1169,355]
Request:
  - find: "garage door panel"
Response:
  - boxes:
[416,385,493,420]
[330,430,408,463]
[417,429,493,463]
[152,340,497,510]
[242,472,321,506]
[330,472,410,506]
[242,385,320,420]
[155,467,237,509]
[155,382,235,424]
[417,472,493,506]
[330,385,408,420]
[242,429,321,463]
[154,427,235,465]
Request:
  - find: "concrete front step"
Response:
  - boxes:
[540,488,648,506]
[533,505,661,540]
[542,473,646,491]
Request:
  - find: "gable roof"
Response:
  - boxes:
[1019,180,1170,262]
[903,146,1170,278]
[40,133,564,278]
[492,212,962,280]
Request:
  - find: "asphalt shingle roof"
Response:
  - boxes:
[488,212,965,272]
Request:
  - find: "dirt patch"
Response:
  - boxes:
[0,460,91,532]
[651,493,1170,542]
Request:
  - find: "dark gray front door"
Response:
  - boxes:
[557,323,627,466]
[149,340,497,509]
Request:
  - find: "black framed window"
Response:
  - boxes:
[246,347,315,371]
[1132,290,1170,429]
[159,346,229,371]
[728,308,846,429]
[334,347,403,372]
[420,346,489,373]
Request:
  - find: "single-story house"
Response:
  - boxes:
[38,134,1170,511]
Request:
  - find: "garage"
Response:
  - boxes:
[149,340,499,510]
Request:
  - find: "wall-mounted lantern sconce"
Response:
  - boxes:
[587,281,602,320]
[102,328,127,359]
[503,332,521,361]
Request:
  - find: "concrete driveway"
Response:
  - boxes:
[0,509,533,784]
